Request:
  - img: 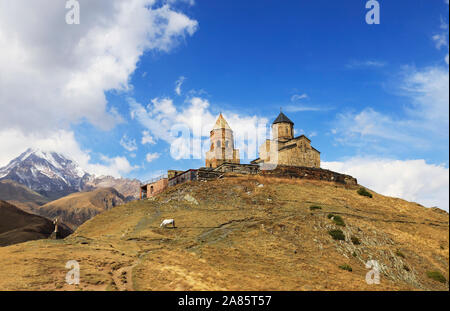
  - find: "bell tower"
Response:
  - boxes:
[205,113,240,168]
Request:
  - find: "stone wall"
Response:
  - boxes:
[260,165,357,186]
[255,136,320,168]
[277,141,320,168]
[214,163,259,174]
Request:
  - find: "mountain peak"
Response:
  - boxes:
[0,148,89,200]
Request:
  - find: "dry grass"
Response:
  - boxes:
[0,176,448,291]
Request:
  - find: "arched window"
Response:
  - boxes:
[216,140,221,148]
[225,140,229,148]
[150,185,154,194]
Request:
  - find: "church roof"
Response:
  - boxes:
[213,113,232,130]
[273,112,294,125]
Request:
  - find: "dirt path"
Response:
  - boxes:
[111,263,138,291]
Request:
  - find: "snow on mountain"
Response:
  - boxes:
[0,148,90,200]
[0,148,141,200]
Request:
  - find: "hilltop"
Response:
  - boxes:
[0,176,447,291]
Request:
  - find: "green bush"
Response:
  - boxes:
[309,205,322,211]
[352,251,357,257]
[426,271,447,284]
[357,187,373,198]
[329,229,345,241]
[351,236,361,245]
[332,215,345,226]
[328,214,345,226]
[339,264,352,272]
[395,250,405,258]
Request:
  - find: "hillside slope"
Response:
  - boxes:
[0,200,72,247]
[37,187,126,229]
[83,176,141,201]
[0,179,50,214]
[0,176,447,291]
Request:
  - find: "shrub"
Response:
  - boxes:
[339,264,352,272]
[426,271,447,284]
[352,252,357,257]
[403,265,410,272]
[332,215,346,227]
[395,250,405,258]
[351,236,361,245]
[328,214,345,226]
[357,187,373,198]
[309,205,322,211]
[329,229,345,241]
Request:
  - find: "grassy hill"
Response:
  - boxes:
[0,176,447,291]
[0,179,50,214]
[0,200,72,247]
[37,187,126,229]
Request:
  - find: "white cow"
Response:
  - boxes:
[160,219,175,228]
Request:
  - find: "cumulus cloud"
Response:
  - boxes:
[130,96,268,161]
[0,0,197,132]
[146,152,161,163]
[0,129,137,177]
[322,158,449,211]
[0,0,197,176]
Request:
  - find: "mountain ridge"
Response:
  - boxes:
[0,148,141,201]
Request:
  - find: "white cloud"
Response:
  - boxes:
[0,0,197,132]
[0,129,137,177]
[322,158,449,211]
[130,96,269,160]
[286,93,330,112]
[120,135,138,152]
[146,152,161,163]
[0,0,197,177]
[290,94,308,102]
[175,76,186,95]
[333,64,449,153]
[141,130,156,145]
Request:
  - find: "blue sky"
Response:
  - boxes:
[73,0,449,179]
[0,0,448,209]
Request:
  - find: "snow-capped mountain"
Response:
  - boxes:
[0,148,90,200]
[0,148,142,201]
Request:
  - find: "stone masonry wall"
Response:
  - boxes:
[260,165,357,186]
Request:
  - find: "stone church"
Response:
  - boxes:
[205,113,240,168]
[251,112,320,168]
